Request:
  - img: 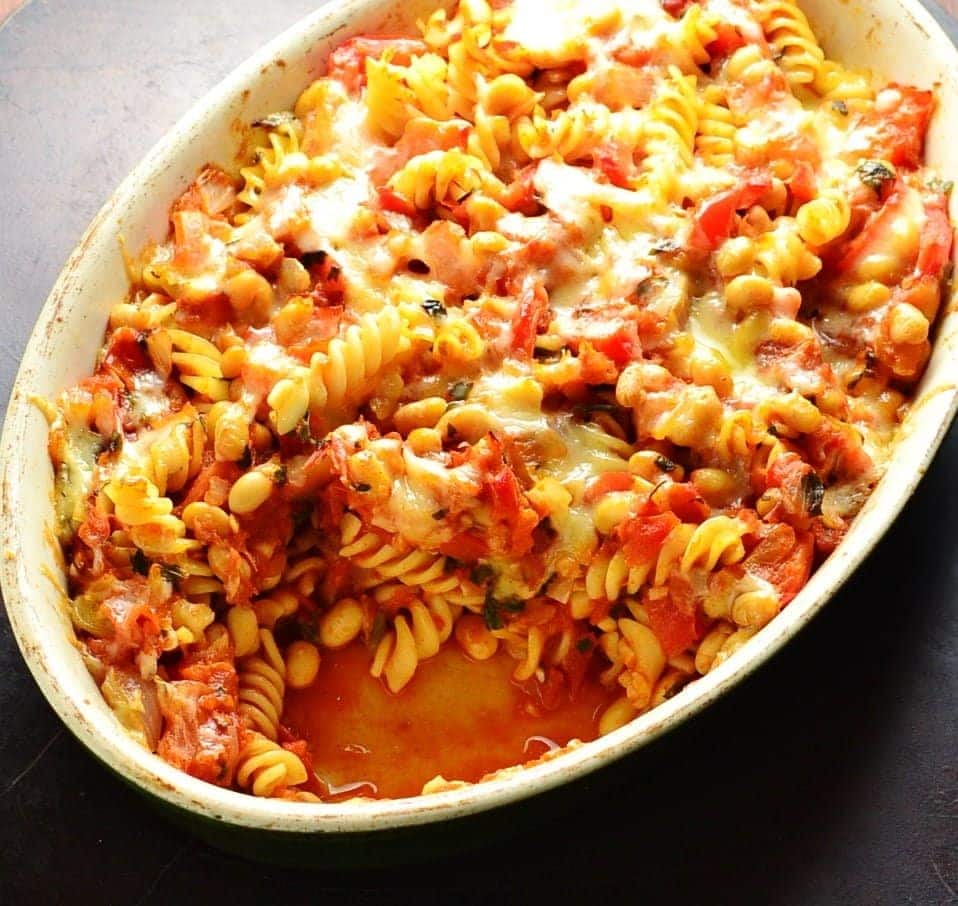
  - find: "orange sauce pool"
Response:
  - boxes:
[282,643,618,800]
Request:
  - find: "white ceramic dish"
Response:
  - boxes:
[2,0,957,845]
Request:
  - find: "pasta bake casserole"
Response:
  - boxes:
[43,0,953,800]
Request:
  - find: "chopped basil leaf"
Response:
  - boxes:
[159,564,183,582]
[295,418,314,443]
[576,637,593,654]
[470,563,495,585]
[927,177,954,195]
[422,299,447,318]
[131,549,149,575]
[856,159,895,193]
[300,250,328,268]
[369,611,387,649]
[655,455,678,472]
[802,472,825,517]
[650,238,680,255]
[253,110,297,129]
[449,381,473,402]
[272,465,288,486]
[483,598,503,631]
[483,594,524,631]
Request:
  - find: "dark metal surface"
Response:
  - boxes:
[1,1,956,902]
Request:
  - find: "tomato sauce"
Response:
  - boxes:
[282,643,618,800]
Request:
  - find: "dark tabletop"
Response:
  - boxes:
[1,1,956,903]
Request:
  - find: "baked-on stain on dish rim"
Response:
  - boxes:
[2,0,957,835]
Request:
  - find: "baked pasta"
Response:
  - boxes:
[44,0,953,800]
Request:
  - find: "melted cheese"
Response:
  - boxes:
[688,293,778,405]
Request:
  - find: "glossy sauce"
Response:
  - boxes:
[282,642,617,800]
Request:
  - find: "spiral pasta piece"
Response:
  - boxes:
[308,307,407,420]
[796,189,852,246]
[370,597,458,692]
[695,85,736,167]
[235,732,309,798]
[238,628,287,741]
[757,0,825,87]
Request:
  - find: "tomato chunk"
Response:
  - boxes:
[834,180,908,274]
[706,23,746,58]
[511,279,551,357]
[647,576,703,656]
[744,524,813,605]
[326,36,428,92]
[860,86,934,168]
[691,176,773,250]
[915,190,953,280]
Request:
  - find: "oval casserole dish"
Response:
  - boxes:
[1,0,956,865]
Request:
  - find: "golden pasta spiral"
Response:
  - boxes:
[235,732,309,798]
[238,628,287,741]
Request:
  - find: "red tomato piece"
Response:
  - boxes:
[915,190,953,280]
[377,186,417,217]
[594,141,641,189]
[802,420,874,482]
[659,0,692,17]
[157,670,241,786]
[326,36,428,93]
[511,280,551,357]
[690,176,773,250]
[834,179,908,275]
[646,576,701,657]
[659,482,711,523]
[499,163,541,215]
[706,23,746,58]
[743,524,813,606]
[787,161,818,206]
[101,326,151,387]
[584,471,636,504]
[582,318,641,367]
[618,511,681,567]
[860,86,934,168]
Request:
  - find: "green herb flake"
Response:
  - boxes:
[352,482,372,493]
[272,465,288,487]
[576,638,593,654]
[292,505,312,530]
[470,563,495,585]
[650,238,680,255]
[927,177,955,196]
[801,472,825,517]
[159,564,183,583]
[295,418,314,444]
[299,617,319,644]
[482,595,523,631]
[831,99,849,116]
[655,455,677,473]
[856,159,896,193]
[253,110,297,129]
[422,299,447,318]
[449,381,473,402]
[483,597,504,631]
[369,611,388,649]
[131,549,150,576]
